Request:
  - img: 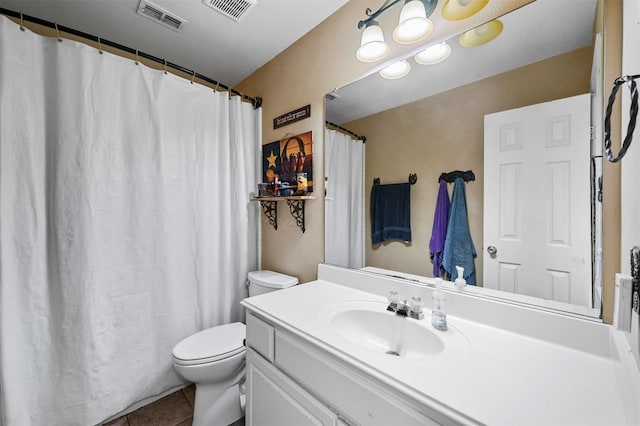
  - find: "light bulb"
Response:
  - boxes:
[459,19,503,47]
[393,1,432,44]
[379,60,411,79]
[442,0,489,21]
[415,42,451,65]
[474,23,489,36]
[356,22,390,62]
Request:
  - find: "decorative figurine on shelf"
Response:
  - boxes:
[273,177,281,196]
[258,183,269,197]
[279,182,294,197]
[296,173,308,195]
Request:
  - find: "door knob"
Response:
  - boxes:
[487,246,497,256]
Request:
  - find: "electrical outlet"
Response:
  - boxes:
[615,273,633,332]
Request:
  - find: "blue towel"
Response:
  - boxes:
[442,178,476,284]
[370,183,411,244]
[429,180,450,277]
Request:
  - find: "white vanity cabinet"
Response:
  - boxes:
[246,348,339,425]
[242,267,637,426]
[245,312,443,426]
[245,312,340,426]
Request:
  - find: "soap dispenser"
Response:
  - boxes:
[455,266,466,292]
[431,278,447,331]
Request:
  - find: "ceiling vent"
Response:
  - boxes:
[137,0,188,32]
[201,0,257,23]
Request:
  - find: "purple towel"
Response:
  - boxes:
[429,180,450,276]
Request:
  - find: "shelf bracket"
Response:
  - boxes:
[287,199,306,233]
[252,196,314,233]
[259,200,278,230]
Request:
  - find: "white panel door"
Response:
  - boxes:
[621,0,640,276]
[484,94,591,307]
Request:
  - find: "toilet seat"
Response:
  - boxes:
[172,322,246,366]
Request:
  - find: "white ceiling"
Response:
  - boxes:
[0,0,597,113]
[326,0,598,125]
[0,0,349,87]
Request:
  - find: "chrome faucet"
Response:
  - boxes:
[387,292,424,320]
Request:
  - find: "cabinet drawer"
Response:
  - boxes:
[275,331,443,426]
[247,348,338,426]
[246,313,275,362]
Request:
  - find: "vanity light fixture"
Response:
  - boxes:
[393,0,433,44]
[356,0,437,62]
[356,20,391,62]
[379,59,411,79]
[441,0,489,21]
[459,19,503,47]
[415,41,451,65]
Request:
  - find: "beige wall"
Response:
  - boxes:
[343,47,592,281]
[601,0,622,324]
[235,1,369,285]
[236,0,531,284]
[237,0,622,323]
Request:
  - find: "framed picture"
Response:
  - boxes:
[262,131,313,193]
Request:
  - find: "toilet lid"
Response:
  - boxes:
[248,270,298,289]
[172,322,246,365]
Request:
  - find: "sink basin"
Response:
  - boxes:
[329,306,445,358]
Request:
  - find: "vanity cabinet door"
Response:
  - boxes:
[246,348,339,426]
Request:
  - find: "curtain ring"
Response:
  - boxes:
[55,23,62,42]
[97,36,104,54]
[19,12,25,31]
[134,49,139,65]
[163,59,168,75]
[191,70,196,84]
[214,82,219,92]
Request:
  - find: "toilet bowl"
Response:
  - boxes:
[172,270,297,426]
[173,322,246,426]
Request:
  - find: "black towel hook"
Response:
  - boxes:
[439,170,475,183]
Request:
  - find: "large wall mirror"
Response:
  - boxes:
[324,0,603,318]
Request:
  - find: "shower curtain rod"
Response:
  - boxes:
[0,8,262,109]
[325,121,367,143]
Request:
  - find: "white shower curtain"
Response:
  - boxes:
[0,16,259,426]
[324,128,365,268]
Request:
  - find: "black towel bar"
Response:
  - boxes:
[373,173,417,186]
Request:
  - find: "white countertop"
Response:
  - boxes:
[242,278,632,426]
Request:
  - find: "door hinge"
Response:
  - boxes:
[598,175,603,202]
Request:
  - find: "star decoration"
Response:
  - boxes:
[267,150,278,169]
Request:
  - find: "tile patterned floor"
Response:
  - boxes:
[102,385,245,426]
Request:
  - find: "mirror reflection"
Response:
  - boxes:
[324,0,602,317]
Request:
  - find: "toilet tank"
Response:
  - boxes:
[247,270,298,297]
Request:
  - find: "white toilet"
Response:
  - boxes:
[172,270,298,426]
